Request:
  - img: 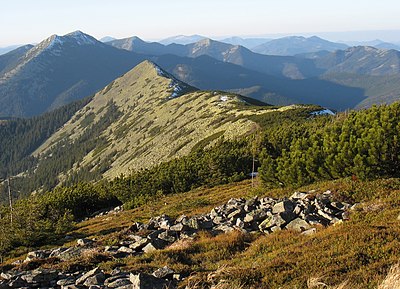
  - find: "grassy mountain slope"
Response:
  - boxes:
[34,60,301,181]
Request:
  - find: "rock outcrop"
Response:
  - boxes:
[0,190,353,289]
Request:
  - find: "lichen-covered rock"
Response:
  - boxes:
[129,273,172,289]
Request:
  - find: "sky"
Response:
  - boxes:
[1,0,400,46]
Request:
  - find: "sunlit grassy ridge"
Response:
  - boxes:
[33,61,304,180]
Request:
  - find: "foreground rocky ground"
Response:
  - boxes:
[0,190,353,288]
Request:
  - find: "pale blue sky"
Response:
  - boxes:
[1,0,399,46]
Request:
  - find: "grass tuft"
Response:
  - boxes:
[378,263,400,289]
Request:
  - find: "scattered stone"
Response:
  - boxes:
[214,224,235,233]
[25,250,50,262]
[83,272,105,287]
[129,238,149,251]
[153,266,174,279]
[227,208,242,219]
[270,226,282,233]
[127,234,145,242]
[57,276,76,286]
[76,267,102,285]
[169,223,186,232]
[1,272,15,280]
[49,247,69,258]
[244,209,269,223]
[212,216,224,225]
[286,218,311,232]
[22,269,58,284]
[259,214,286,231]
[290,192,309,200]
[142,243,158,253]
[107,278,132,288]
[158,231,176,243]
[104,246,119,253]
[63,285,84,289]
[0,190,353,289]
[56,247,83,261]
[272,200,295,214]
[118,246,134,254]
[187,218,199,230]
[301,228,317,236]
[199,219,214,230]
[8,276,28,288]
[236,218,245,228]
[129,273,171,289]
[77,238,93,247]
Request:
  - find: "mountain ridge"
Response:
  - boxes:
[252,35,348,56]
[0,31,147,117]
[33,60,287,181]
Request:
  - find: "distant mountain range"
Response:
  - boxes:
[1,31,400,117]
[108,37,321,79]
[315,46,400,76]
[218,37,271,49]
[159,34,207,45]
[99,36,116,42]
[252,36,348,56]
[0,31,146,117]
[0,45,24,56]
[341,39,400,50]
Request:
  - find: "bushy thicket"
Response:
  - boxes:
[259,103,400,187]
[110,139,252,208]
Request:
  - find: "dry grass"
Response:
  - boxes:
[8,177,400,288]
[74,179,262,238]
[378,263,400,289]
[307,276,350,289]
[207,265,246,289]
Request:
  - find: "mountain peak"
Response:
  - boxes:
[159,34,207,45]
[64,30,98,45]
[195,38,213,46]
[23,34,64,59]
[100,36,116,42]
[103,60,197,100]
[309,36,323,40]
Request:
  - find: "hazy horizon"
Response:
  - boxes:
[1,0,399,47]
